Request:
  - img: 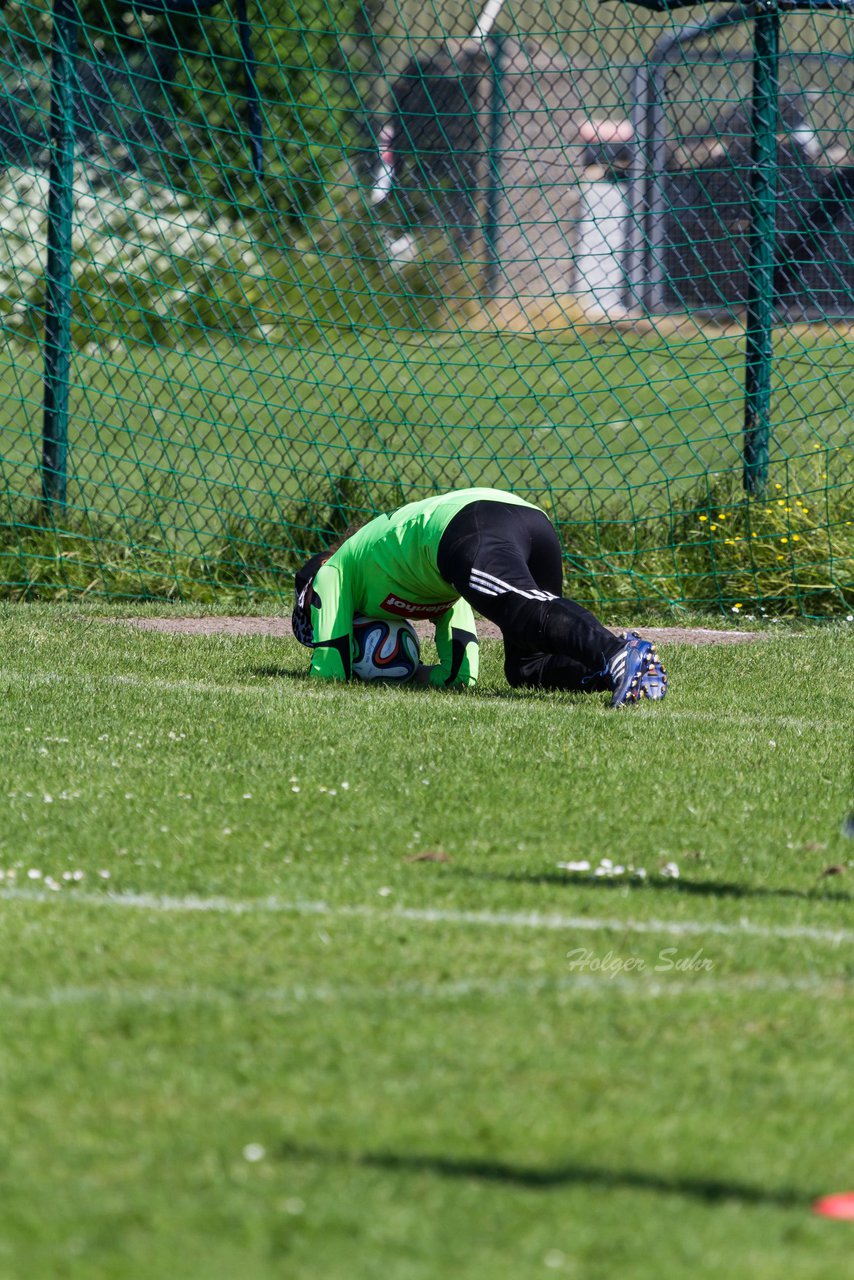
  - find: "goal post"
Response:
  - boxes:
[610,0,854,494]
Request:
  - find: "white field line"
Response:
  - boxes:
[0,971,848,1013]
[0,669,845,730]
[2,887,853,945]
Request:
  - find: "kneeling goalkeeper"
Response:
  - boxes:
[292,488,667,706]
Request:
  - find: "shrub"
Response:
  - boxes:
[3,451,851,614]
[0,165,269,345]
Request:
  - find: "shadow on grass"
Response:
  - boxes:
[240,670,598,702]
[449,867,852,903]
[242,665,312,680]
[276,1140,808,1208]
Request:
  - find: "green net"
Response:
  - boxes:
[0,0,851,615]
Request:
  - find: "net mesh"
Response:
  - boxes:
[0,0,851,615]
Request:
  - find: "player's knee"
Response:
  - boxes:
[504,652,542,689]
[503,649,523,687]
[505,662,526,689]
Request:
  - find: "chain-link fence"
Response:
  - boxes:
[0,0,851,614]
[628,10,854,319]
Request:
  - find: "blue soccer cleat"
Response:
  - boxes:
[608,632,668,707]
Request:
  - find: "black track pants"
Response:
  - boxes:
[436,500,622,690]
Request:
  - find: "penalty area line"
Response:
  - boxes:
[1,887,853,945]
[0,669,845,729]
[0,970,847,1012]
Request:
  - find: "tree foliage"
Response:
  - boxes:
[0,0,362,231]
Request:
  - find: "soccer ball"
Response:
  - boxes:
[352,616,420,682]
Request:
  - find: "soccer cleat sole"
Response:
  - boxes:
[612,645,667,706]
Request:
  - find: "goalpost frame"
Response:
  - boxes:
[41,0,79,512]
[613,0,853,494]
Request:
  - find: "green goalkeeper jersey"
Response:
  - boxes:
[309,488,539,687]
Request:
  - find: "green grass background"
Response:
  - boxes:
[1,605,853,1278]
[3,328,851,613]
[3,328,851,542]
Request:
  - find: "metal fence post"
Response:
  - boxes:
[742,0,780,495]
[484,33,505,296]
[41,0,79,512]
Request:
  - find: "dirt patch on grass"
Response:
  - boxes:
[607,627,763,646]
[111,616,764,645]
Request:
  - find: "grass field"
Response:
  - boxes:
[1,604,853,1278]
[3,327,852,613]
[3,327,852,545]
